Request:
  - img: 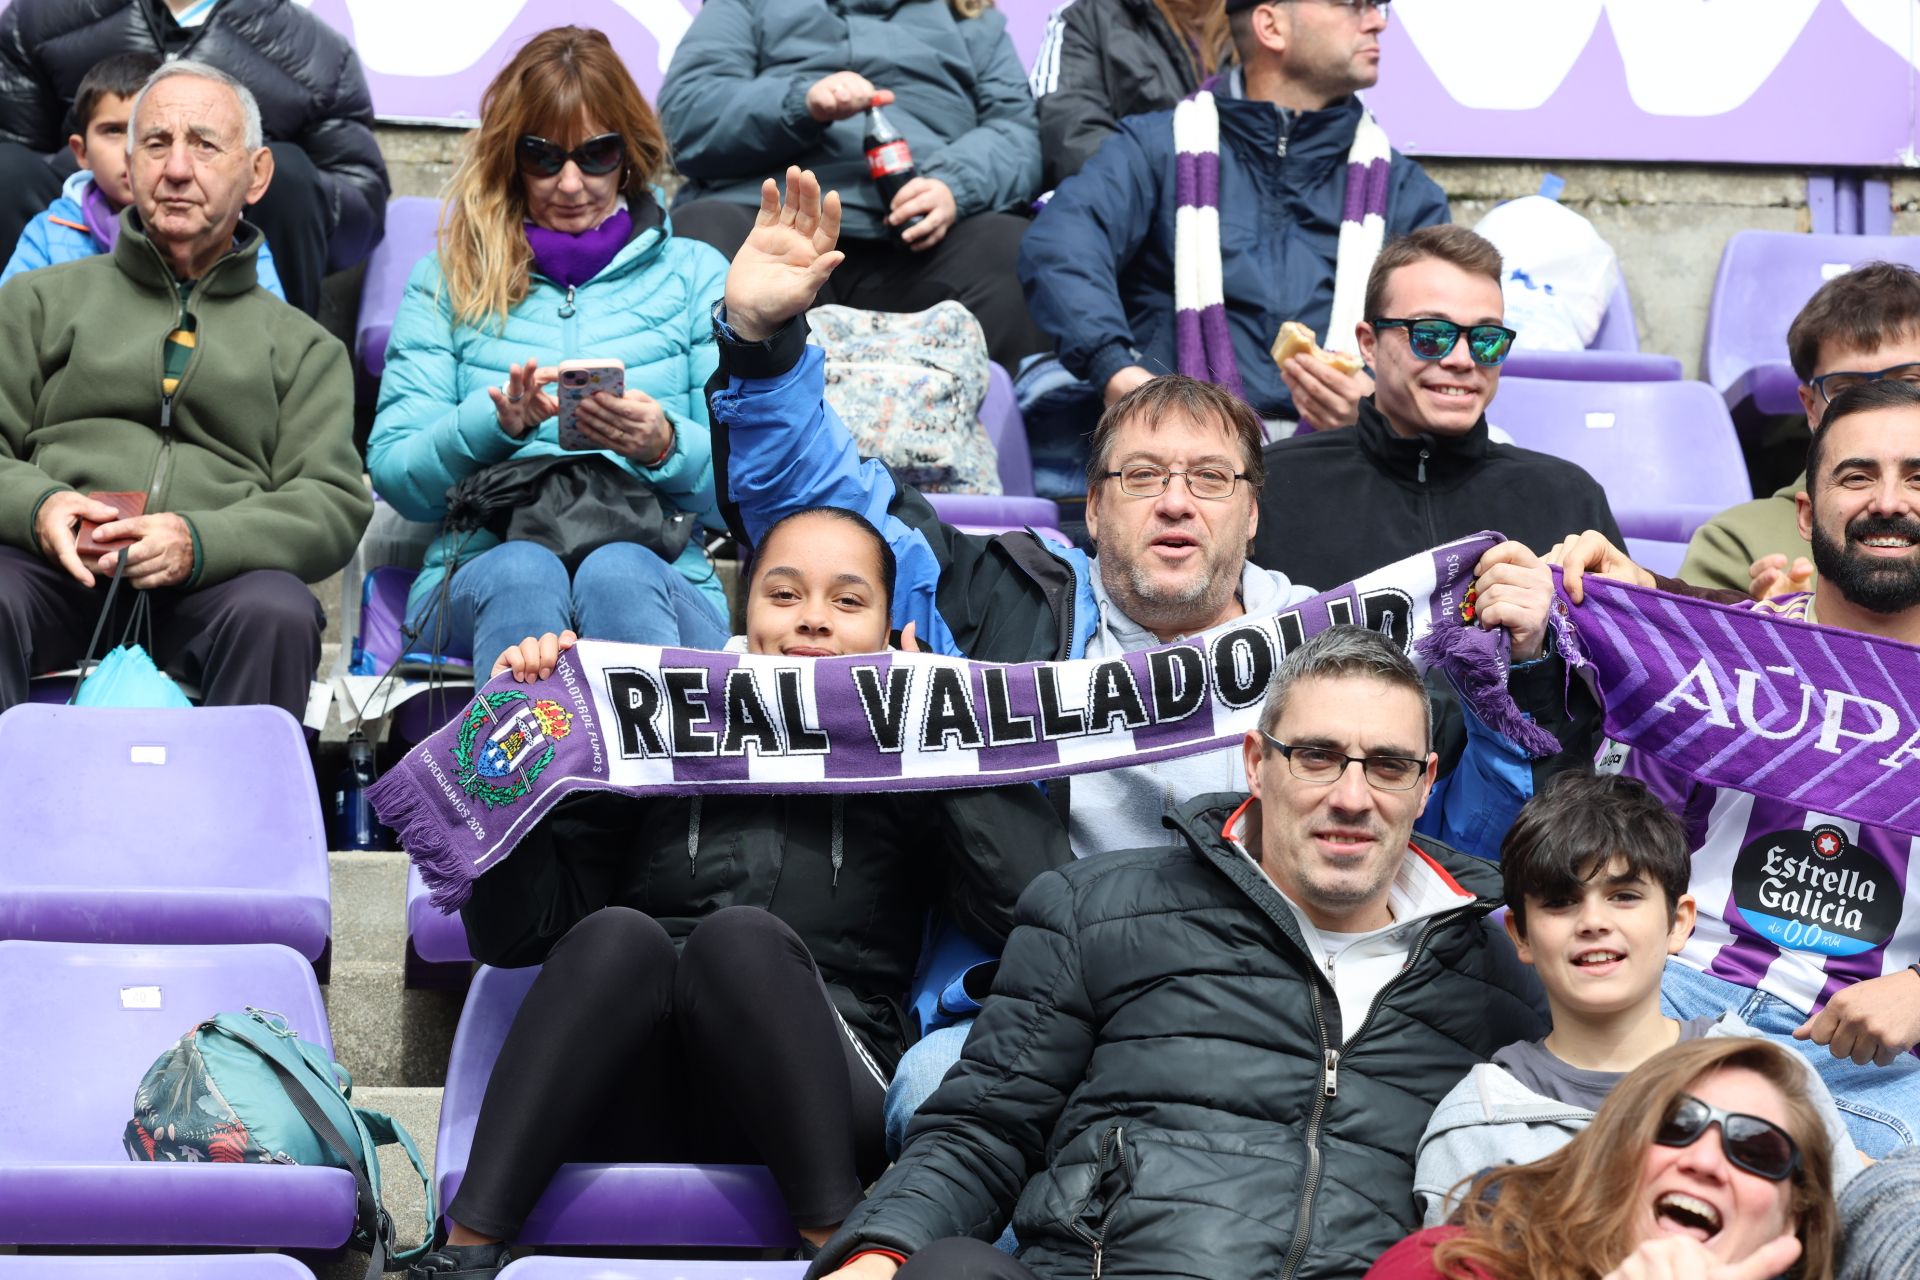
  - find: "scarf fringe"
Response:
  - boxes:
[366,767,476,911]
[1415,619,1566,759]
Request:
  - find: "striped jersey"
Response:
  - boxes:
[1600,594,1919,1014]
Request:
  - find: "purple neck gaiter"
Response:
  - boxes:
[82,179,121,253]
[524,207,633,288]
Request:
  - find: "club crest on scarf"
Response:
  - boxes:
[453,690,574,808]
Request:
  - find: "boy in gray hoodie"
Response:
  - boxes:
[1413,771,1860,1226]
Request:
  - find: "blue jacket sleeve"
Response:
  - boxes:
[366,257,522,522]
[712,330,964,654]
[918,11,1042,217]
[1419,689,1532,861]
[1017,115,1163,391]
[657,0,832,181]
[0,211,54,284]
[254,233,288,302]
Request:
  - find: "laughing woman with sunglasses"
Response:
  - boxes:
[1366,1038,1838,1280]
[367,26,731,671]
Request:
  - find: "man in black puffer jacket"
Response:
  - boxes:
[808,627,1548,1280]
[0,0,388,315]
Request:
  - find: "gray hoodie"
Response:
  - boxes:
[1413,1014,1861,1227]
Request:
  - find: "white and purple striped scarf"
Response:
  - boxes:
[1173,89,1392,395]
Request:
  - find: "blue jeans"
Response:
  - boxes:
[449,541,728,672]
[1662,960,1920,1157]
[887,1022,1019,1252]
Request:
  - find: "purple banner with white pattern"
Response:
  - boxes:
[1564,577,1920,837]
[23,0,1883,165]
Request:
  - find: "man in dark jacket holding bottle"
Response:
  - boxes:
[0,0,390,316]
[1020,0,1446,432]
[806,626,1549,1280]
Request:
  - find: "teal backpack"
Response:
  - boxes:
[125,1008,437,1276]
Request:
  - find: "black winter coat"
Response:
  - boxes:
[1030,0,1206,190]
[809,794,1548,1280]
[0,0,387,269]
[1254,398,1624,589]
[458,783,1072,1074]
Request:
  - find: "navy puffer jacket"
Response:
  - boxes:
[1018,91,1449,420]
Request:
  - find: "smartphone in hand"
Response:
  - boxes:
[555,359,625,451]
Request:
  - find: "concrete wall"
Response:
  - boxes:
[374,125,1913,381]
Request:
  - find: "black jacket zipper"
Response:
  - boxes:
[1089,1123,1129,1280]
[1278,915,1448,1280]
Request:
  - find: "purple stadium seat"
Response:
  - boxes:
[982,362,1036,495]
[925,492,1061,531]
[0,1260,315,1278]
[352,564,475,674]
[1625,537,1689,580]
[1487,377,1750,546]
[0,706,330,966]
[1502,277,1683,382]
[498,1262,806,1279]
[0,941,358,1248]
[406,864,474,989]
[438,965,798,1249]
[1704,231,1920,414]
[356,196,442,379]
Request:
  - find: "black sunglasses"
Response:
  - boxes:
[1371,318,1517,366]
[516,132,626,178]
[1654,1094,1801,1182]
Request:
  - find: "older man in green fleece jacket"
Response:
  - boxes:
[0,61,370,720]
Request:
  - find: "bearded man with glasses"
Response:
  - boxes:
[1682,261,1920,599]
[802,626,1549,1280]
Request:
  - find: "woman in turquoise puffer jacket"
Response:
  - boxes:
[368,26,731,666]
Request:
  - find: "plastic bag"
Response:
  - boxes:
[72,642,192,708]
[1474,193,1621,352]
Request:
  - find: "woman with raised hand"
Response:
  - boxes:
[368,26,729,673]
[406,506,1071,1280]
[1367,1037,1838,1280]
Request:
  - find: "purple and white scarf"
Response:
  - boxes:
[1173,88,1391,397]
[371,534,1541,909]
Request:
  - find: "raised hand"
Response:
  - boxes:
[722,166,846,343]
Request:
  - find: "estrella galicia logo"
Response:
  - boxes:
[1730,826,1901,957]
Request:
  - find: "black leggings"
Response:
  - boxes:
[450,905,891,1237]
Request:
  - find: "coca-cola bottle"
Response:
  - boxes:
[863,90,924,237]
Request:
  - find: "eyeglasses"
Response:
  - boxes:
[1654,1094,1801,1182]
[1371,318,1517,366]
[1260,732,1427,791]
[1277,0,1392,14]
[1103,463,1249,500]
[1810,361,1920,405]
[516,132,626,178]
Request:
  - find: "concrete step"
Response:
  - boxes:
[311,1085,443,1280]
[325,850,464,1089]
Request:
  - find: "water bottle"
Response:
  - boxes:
[862,91,924,239]
[331,730,392,851]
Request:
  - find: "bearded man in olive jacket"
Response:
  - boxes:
[0,63,371,720]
